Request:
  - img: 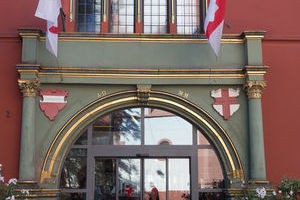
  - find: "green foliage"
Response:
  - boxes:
[0,164,29,200]
[235,177,300,200]
[0,183,16,200]
[274,177,300,200]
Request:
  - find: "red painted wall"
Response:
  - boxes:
[0,0,39,179]
[225,0,300,184]
[0,37,22,179]
[0,0,299,184]
[224,0,300,36]
[262,40,300,183]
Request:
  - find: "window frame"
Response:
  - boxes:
[59,107,226,200]
[74,0,206,34]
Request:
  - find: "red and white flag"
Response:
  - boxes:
[35,0,61,57]
[204,0,226,56]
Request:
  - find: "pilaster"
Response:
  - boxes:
[18,79,40,181]
[243,66,268,181]
[18,29,41,64]
[243,31,265,65]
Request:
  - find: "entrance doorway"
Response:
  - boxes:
[60,107,225,200]
[93,158,190,200]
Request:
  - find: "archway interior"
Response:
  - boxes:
[59,107,225,200]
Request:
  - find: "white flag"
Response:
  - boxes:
[204,0,226,56]
[35,0,61,23]
[35,0,61,57]
[46,21,58,57]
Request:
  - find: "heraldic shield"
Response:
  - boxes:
[211,88,240,120]
[40,89,68,121]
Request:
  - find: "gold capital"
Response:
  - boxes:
[243,81,266,99]
[18,79,40,97]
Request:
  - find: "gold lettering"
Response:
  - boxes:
[177,90,189,99]
[97,90,107,98]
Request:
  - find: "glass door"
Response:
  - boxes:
[93,158,191,200]
[94,158,141,200]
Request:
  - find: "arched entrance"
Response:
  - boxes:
[60,107,225,200]
[40,90,244,200]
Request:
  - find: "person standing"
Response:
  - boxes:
[149,182,159,200]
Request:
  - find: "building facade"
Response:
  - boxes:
[0,0,300,199]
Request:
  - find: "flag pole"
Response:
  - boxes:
[60,8,66,32]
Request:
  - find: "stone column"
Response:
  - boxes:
[244,81,267,181]
[18,79,40,181]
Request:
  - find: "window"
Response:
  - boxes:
[77,0,102,32]
[176,0,201,34]
[76,0,205,34]
[110,0,135,33]
[60,107,225,200]
[144,0,168,34]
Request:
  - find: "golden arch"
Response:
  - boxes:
[40,90,244,184]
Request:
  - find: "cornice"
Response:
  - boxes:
[18,29,266,43]
[242,31,266,40]
[244,65,269,76]
[17,64,246,79]
[16,64,270,81]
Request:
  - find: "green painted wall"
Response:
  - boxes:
[18,31,267,198]
[36,40,245,68]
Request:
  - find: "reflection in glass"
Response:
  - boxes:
[197,130,210,145]
[144,159,165,200]
[169,159,190,199]
[198,148,225,200]
[114,108,141,145]
[198,149,224,189]
[60,149,87,189]
[118,159,141,199]
[144,108,192,145]
[144,0,168,34]
[92,108,141,145]
[93,114,113,145]
[110,0,134,33]
[74,130,88,145]
[94,159,116,200]
[77,0,101,32]
[61,193,86,200]
[177,0,201,34]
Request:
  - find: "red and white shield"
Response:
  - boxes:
[211,88,240,120]
[40,89,68,121]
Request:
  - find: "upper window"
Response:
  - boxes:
[176,0,201,34]
[77,0,102,32]
[92,107,193,145]
[110,0,135,33]
[76,0,205,34]
[144,0,168,34]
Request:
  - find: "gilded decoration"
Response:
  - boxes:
[243,81,266,99]
[40,91,244,183]
[227,169,245,184]
[18,79,40,97]
[137,85,151,105]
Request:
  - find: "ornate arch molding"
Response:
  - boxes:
[40,90,245,185]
